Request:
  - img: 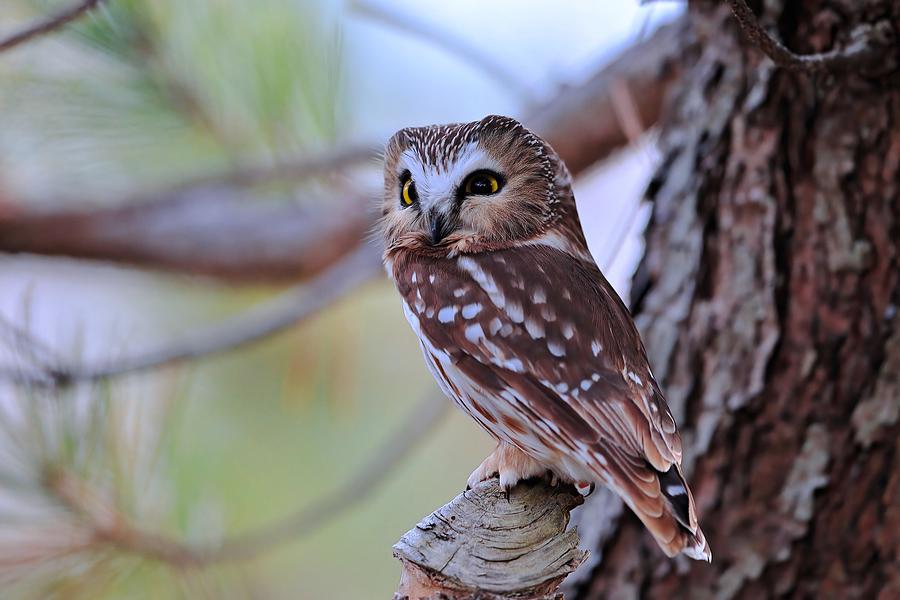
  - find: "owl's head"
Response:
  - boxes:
[380,115,585,256]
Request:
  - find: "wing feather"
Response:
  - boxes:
[394,245,709,560]
[394,245,681,469]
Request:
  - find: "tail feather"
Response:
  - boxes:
[657,464,696,531]
[645,464,711,562]
[590,443,711,562]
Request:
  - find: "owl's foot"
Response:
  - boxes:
[467,442,548,493]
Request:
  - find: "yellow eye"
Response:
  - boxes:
[464,171,501,196]
[401,178,417,206]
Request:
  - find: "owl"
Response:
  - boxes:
[380,115,710,561]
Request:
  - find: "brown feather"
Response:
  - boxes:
[382,116,710,561]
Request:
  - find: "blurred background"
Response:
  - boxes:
[0,1,681,598]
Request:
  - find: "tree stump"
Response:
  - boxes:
[393,479,587,600]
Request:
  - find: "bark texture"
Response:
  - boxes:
[570,2,900,599]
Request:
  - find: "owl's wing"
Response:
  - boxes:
[393,244,709,559]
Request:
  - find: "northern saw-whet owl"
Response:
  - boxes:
[380,115,710,561]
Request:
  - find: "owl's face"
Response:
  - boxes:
[381,115,572,255]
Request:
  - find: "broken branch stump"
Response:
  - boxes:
[393,479,587,600]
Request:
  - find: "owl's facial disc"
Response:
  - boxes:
[396,144,506,245]
[382,115,571,254]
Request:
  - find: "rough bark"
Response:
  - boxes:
[570,2,900,599]
[394,479,586,600]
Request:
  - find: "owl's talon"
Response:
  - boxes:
[469,442,547,496]
[467,445,502,489]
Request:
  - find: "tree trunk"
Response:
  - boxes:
[570,2,900,599]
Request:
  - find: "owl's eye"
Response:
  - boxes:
[463,170,502,196]
[401,177,418,207]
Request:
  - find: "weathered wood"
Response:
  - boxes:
[393,479,587,600]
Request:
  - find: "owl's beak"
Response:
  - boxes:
[428,210,452,245]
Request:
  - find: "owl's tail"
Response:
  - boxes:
[593,445,711,562]
[644,464,711,561]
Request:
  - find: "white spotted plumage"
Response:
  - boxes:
[382,115,711,562]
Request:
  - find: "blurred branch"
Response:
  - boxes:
[0,0,102,52]
[212,392,448,562]
[1,243,383,386]
[727,0,895,72]
[45,393,448,566]
[0,185,374,283]
[45,468,202,566]
[0,17,691,387]
[349,0,535,103]
[0,16,687,279]
[181,143,380,189]
[393,479,586,600]
[529,16,687,175]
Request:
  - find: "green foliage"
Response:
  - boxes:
[1,0,345,198]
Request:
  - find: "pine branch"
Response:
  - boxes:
[1,243,383,386]
[0,16,690,387]
[0,16,688,279]
[40,393,448,567]
[0,0,103,52]
[0,148,378,283]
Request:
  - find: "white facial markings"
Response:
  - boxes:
[399,142,501,217]
[437,306,458,323]
[461,303,483,319]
